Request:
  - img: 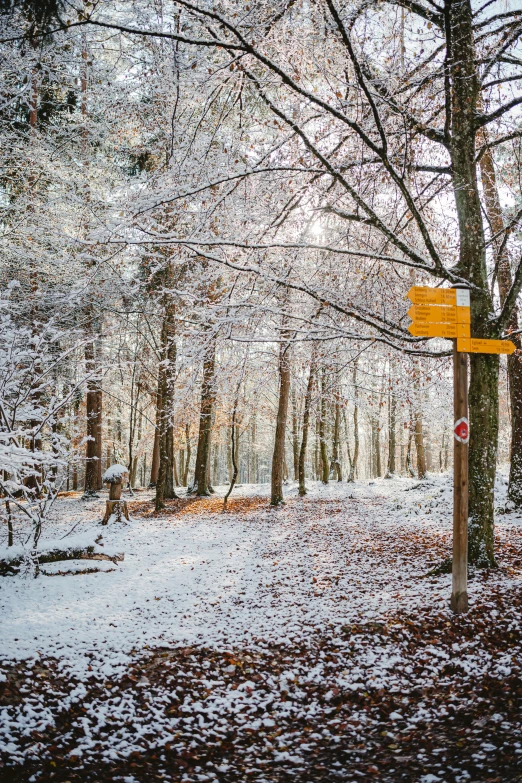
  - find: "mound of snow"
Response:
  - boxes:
[103,464,128,483]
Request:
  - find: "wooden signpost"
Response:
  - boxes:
[406,285,516,613]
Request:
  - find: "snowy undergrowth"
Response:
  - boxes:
[1,473,521,782]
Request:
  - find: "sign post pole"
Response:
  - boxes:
[406,284,514,613]
[451,340,469,613]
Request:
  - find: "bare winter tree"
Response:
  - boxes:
[84,0,520,565]
[10,0,522,564]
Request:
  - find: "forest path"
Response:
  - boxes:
[1,477,457,678]
[1,476,522,781]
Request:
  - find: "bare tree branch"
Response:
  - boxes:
[496,254,522,333]
[476,96,522,129]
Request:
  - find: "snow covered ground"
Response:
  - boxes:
[1,474,522,782]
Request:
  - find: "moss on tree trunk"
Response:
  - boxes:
[468,353,499,566]
[449,0,498,567]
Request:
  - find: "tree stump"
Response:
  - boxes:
[102,465,130,525]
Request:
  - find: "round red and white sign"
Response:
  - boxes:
[454,417,469,444]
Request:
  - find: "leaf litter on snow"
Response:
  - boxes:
[1,473,522,781]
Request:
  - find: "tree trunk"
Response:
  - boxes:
[193,336,217,496]
[80,48,102,498]
[314,415,320,480]
[72,395,80,491]
[406,409,415,478]
[234,425,240,481]
[94,387,102,490]
[343,410,353,477]
[449,0,498,566]
[348,362,359,482]
[149,404,160,487]
[271,338,291,505]
[206,415,215,493]
[224,403,239,507]
[412,368,425,480]
[227,438,233,482]
[291,386,299,481]
[165,424,176,496]
[251,412,258,484]
[375,416,382,477]
[386,391,397,478]
[130,406,142,488]
[83,337,102,497]
[319,368,329,484]
[406,432,415,477]
[298,346,317,496]
[478,127,522,509]
[468,353,498,565]
[414,411,427,479]
[370,390,382,479]
[352,401,359,480]
[213,444,219,486]
[179,449,185,486]
[206,447,214,493]
[155,276,178,510]
[386,363,397,477]
[370,417,378,478]
[330,393,342,481]
[425,437,433,472]
[183,423,191,486]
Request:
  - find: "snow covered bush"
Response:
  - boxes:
[0,285,82,571]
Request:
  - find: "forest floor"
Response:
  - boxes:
[1,474,522,783]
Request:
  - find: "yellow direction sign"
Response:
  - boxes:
[408,322,470,338]
[404,284,517,616]
[408,286,470,307]
[457,338,516,355]
[408,305,470,324]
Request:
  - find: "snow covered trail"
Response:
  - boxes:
[0,477,460,678]
[1,475,522,782]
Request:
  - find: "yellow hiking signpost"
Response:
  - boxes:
[406,285,516,614]
[457,338,515,355]
[407,305,471,324]
[408,286,470,306]
[408,322,470,339]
